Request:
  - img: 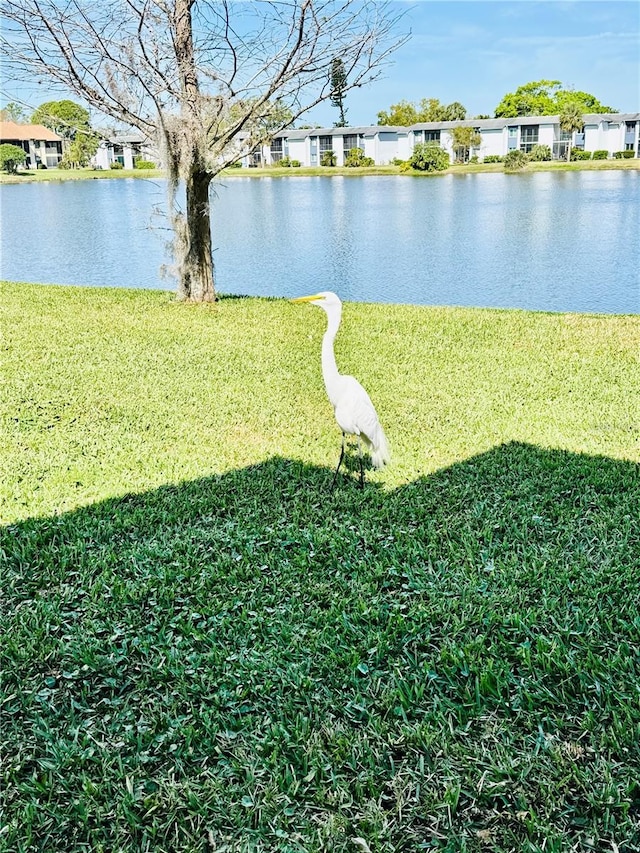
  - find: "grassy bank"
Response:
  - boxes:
[0,168,165,184]
[2,283,639,851]
[1,158,637,184]
[235,159,639,179]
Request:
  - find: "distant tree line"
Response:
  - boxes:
[376,80,617,125]
[378,98,467,126]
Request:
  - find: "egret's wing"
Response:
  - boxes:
[333,376,379,443]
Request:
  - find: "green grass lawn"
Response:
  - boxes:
[0,158,637,184]
[1,283,639,852]
[0,168,165,184]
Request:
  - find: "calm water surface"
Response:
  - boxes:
[2,171,638,313]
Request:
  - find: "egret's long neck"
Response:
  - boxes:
[321,306,341,396]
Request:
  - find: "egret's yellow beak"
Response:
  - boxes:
[291,293,324,304]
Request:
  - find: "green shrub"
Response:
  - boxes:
[290,160,301,167]
[483,155,503,164]
[614,150,635,159]
[503,149,529,171]
[591,150,609,160]
[570,148,591,161]
[344,147,374,167]
[0,142,27,173]
[469,155,479,164]
[410,143,449,172]
[228,161,242,169]
[321,150,336,167]
[391,157,408,166]
[134,159,156,169]
[109,161,124,169]
[529,144,552,162]
[36,162,47,169]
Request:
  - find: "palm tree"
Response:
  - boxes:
[559,102,584,162]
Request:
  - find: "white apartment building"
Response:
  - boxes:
[245,126,410,168]
[92,133,160,169]
[242,113,639,167]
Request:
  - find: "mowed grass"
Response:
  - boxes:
[0,158,637,184]
[1,282,639,852]
[0,168,165,185]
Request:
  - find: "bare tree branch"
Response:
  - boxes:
[0,0,408,301]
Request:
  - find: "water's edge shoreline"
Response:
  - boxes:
[1,158,639,185]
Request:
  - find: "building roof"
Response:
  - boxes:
[110,134,145,144]
[583,112,640,122]
[0,120,63,142]
[268,113,639,142]
[410,116,558,131]
[409,113,640,132]
[274,125,408,140]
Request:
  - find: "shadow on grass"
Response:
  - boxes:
[2,442,639,852]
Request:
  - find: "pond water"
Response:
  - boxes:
[2,171,638,313]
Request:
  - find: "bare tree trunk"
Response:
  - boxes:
[177,167,215,302]
[4,0,407,304]
[173,0,215,302]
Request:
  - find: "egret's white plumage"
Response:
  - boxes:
[292,291,390,486]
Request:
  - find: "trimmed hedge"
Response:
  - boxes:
[570,149,592,161]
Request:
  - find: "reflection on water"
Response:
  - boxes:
[1,171,638,313]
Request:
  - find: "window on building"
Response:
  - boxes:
[342,134,359,158]
[520,125,539,153]
[425,130,441,143]
[624,121,637,145]
[552,141,569,160]
[317,135,333,163]
[413,130,424,145]
[270,138,283,163]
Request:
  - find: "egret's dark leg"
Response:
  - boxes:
[357,436,365,489]
[331,433,346,490]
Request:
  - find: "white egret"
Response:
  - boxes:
[292,291,390,488]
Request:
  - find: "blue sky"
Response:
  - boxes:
[310,0,640,125]
[1,1,638,126]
